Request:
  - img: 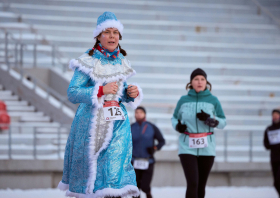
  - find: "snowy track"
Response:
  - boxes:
[0,186,277,198]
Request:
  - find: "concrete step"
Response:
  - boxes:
[146,113,270,126]
[7,106,36,112]
[1,126,69,134]
[8,111,44,117]
[0,11,19,23]
[0,95,19,101]
[4,100,29,106]
[7,3,272,24]
[127,62,280,77]
[141,94,280,105]
[57,45,280,64]
[0,90,13,95]
[32,24,280,44]
[21,14,280,34]
[130,73,280,86]
[9,122,60,127]
[0,145,65,155]
[43,36,280,54]
[138,104,276,116]
[0,134,68,146]
[19,116,51,122]
[7,0,260,14]
[137,82,280,96]
[134,0,250,4]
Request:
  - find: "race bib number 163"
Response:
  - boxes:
[189,133,208,148]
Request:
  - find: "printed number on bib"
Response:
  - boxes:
[103,101,125,121]
[133,158,149,170]
[268,129,280,145]
[189,133,208,148]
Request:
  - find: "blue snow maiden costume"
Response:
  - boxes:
[57,12,143,198]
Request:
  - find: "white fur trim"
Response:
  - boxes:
[93,19,124,39]
[69,58,136,84]
[85,101,115,194]
[65,185,139,198]
[126,83,143,109]
[93,185,140,198]
[69,59,93,77]
[57,181,69,191]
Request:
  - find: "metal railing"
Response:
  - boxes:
[1,29,76,112]
[2,29,69,72]
[0,124,71,160]
[0,124,268,162]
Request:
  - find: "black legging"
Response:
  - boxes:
[179,154,214,198]
[134,163,154,194]
[271,161,280,197]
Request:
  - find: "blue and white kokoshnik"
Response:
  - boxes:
[93,12,124,39]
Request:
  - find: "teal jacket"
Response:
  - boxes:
[171,89,226,156]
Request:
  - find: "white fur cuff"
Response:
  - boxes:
[127,83,143,109]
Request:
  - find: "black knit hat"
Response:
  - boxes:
[190,68,207,82]
[272,109,280,115]
[136,106,146,114]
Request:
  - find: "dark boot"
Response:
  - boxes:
[146,193,152,198]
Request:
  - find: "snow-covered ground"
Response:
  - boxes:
[0,186,277,198]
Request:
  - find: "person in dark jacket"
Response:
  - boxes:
[131,106,165,198]
[264,109,280,197]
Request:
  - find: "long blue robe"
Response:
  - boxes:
[58,50,142,198]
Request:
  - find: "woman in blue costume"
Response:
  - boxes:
[57,12,143,198]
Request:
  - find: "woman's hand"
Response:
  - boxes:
[103,82,118,95]
[127,85,139,98]
[196,110,210,121]
[176,120,187,133]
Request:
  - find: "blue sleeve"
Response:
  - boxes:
[151,123,165,150]
[67,69,95,104]
[214,99,227,129]
[121,81,135,103]
[171,96,184,130]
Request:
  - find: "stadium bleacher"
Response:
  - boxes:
[1,0,280,162]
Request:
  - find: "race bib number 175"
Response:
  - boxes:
[103,101,125,121]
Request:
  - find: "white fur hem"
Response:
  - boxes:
[93,19,124,39]
[59,183,139,198]
[126,83,143,109]
[93,185,140,198]
[57,181,69,191]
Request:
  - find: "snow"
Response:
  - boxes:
[0,186,277,198]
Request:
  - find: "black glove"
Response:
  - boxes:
[147,147,155,155]
[204,117,219,127]
[176,120,187,133]
[196,110,210,121]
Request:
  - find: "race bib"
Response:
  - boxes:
[133,158,149,170]
[189,133,208,148]
[268,129,280,145]
[103,101,125,121]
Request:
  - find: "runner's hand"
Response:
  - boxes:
[127,85,139,98]
[197,110,210,121]
[103,82,118,95]
[176,120,187,133]
[204,118,219,127]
